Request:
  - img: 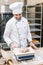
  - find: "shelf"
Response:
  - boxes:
[31,28,41,31]
[32,39,40,45]
[33,42,40,44]
[32,34,41,38]
[27,12,42,13]
[29,23,41,26]
[0,43,10,50]
[23,4,43,47]
[27,18,41,20]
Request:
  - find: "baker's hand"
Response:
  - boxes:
[10,43,18,50]
[30,42,38,50]
[21,47,29,53]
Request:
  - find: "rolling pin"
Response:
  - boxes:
[1,49,14,65]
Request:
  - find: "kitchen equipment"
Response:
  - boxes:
[1,49,13,65]
[13,47,35,61]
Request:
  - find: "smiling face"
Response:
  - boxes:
[14,13,22,20]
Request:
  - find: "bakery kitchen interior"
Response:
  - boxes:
[0,0,43,65]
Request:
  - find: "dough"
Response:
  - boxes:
[21,48,29,53]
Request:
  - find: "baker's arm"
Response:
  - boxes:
[30,41,38,49]
[3,22,17,48]
[27,22,37,49]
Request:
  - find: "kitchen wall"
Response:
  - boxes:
[9,0,24,4]
[0,0,24,5]
[0,0,4,5]
[27,0,43,5]
[0,0,43,5]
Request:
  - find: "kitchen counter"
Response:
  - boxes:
[0,47,43,65]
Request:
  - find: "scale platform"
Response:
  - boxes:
[13,47,35,61]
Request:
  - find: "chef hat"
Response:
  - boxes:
[9,2,24,14]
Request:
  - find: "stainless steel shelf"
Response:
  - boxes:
[29,23,41,26]
[34,42,40,46]
[27,12,42,13]
[34,42,40,44]
[31,28,41,31]
[32,34,41,38]
[27,18,41,20]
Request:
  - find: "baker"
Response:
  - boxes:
[3,2,37,50]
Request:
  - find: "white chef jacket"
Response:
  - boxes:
[3,16,32,47]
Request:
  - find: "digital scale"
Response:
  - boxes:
[13,47,35,61]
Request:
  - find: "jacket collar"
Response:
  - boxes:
[13,16,22,24]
